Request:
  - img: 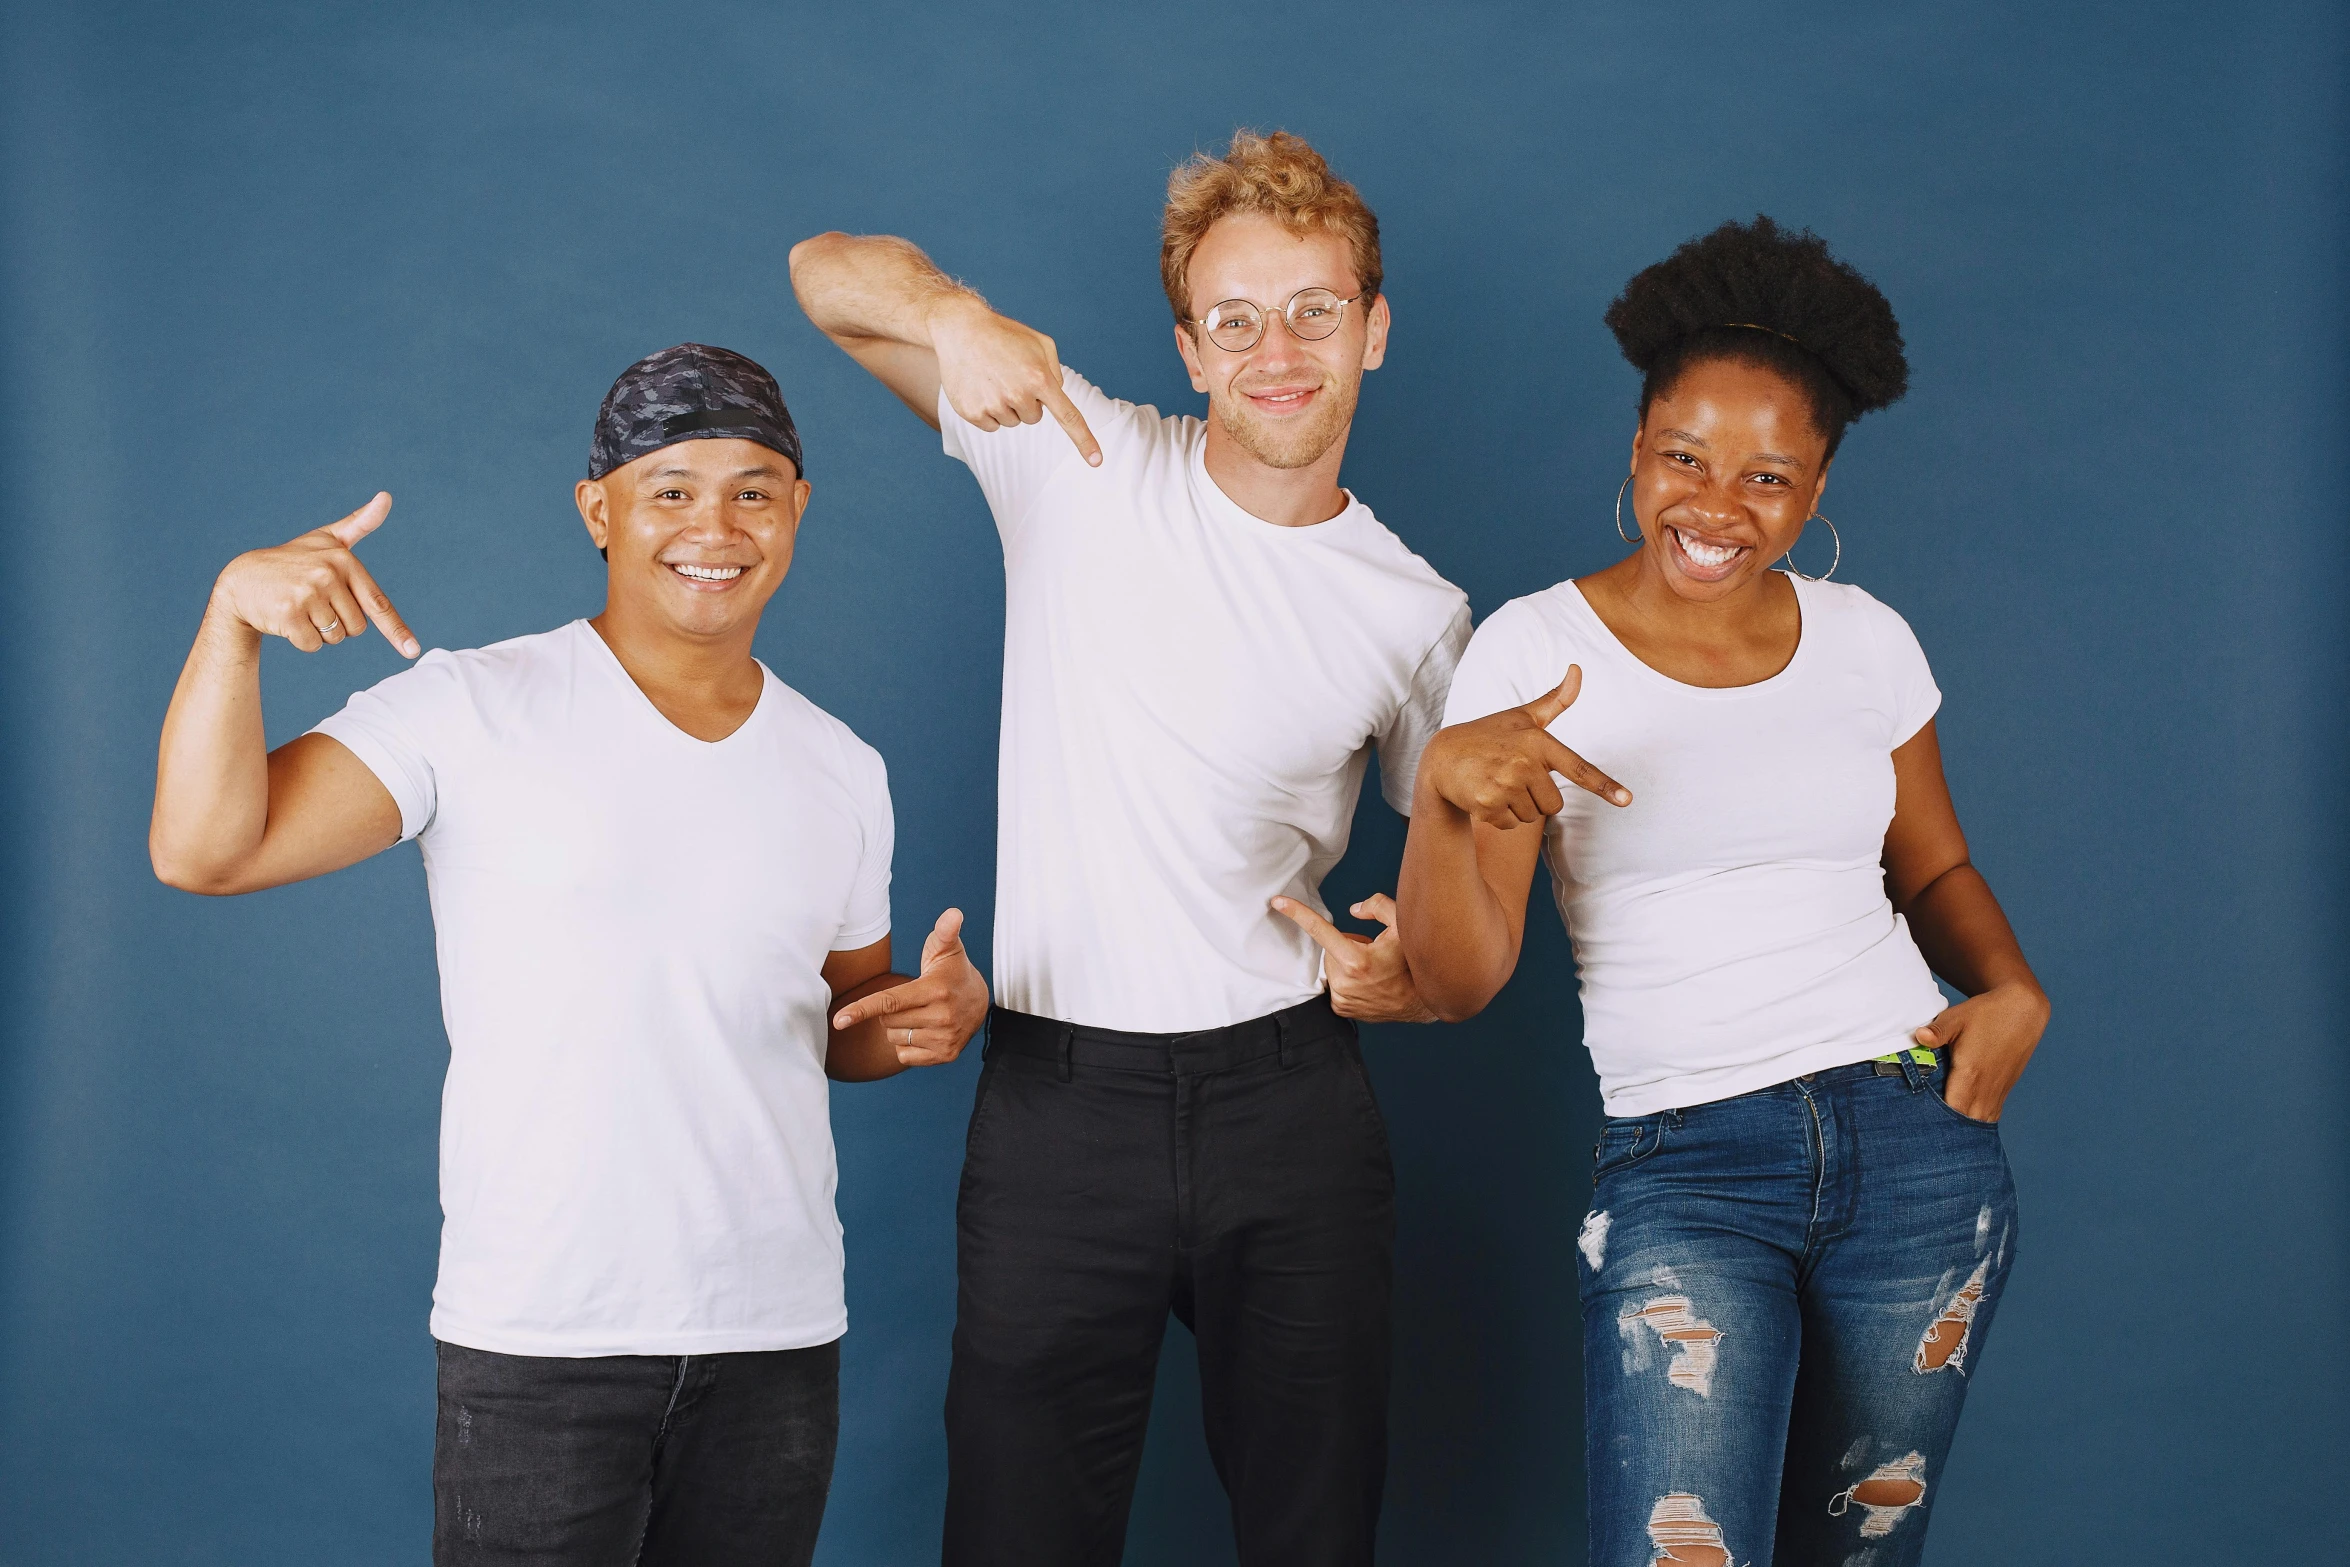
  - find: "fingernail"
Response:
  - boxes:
[1613,790,1630,805]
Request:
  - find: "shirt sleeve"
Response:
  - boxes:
[1374,600,1473,814]
[1441,600,1547,727]
[1869,601,1944,747]
[937,367,1125,545]
[834,741,894,950]
[310,651,462,842]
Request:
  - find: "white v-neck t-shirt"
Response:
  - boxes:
[313,620,892,1356]
[1442,575,1949,1116]
[942,369,1472,1032]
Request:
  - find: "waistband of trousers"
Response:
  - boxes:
[984,994,1355,1079]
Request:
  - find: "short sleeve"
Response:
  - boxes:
[1374,601,1473,814]
[1442,600,1551,728]
[938,367,1125,544]
[834,741,894,950]
[311,651,462,842]
[1867,601,1943,747]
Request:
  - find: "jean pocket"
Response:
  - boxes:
[1592,1115,1665,1178]
[1925,1073,2002,1131]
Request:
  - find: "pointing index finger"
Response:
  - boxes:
[345,557,421,660]
[1041,381,1102,468]
[1270,895,1354,958]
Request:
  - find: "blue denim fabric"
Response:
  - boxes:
[1577,1056,2016,1567]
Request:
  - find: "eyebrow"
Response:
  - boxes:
[1656,428,1806,468]
[645,465,786,481]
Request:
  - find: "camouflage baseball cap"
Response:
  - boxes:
[588,343,805,481]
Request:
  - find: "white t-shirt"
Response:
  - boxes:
[942,370,1470,1032]
[1443,574,1949,1116]
[313,619,892,1356]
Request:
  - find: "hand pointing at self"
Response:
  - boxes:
[211,491,421,658]
[1416,665,1629,830]
[831,908,990,1067]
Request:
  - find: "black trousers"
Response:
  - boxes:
[433,1338,838,1566]
[943,996,1395,1567]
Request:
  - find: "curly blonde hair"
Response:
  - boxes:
[1160,130,1382,324]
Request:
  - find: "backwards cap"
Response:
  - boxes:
[588,343,804,481]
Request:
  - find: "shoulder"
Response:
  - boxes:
[347,622,583,710]
[1473,580,1599,659]
[1059,366,1199,462]
[1799,577,1928,659]
[758,672,891,797]
[1323,505,1473,642]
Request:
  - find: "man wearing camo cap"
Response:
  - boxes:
[151,343,988,1565]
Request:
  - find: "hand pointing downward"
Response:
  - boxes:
[1272,892,1439,1024]
[211,491,422,658]
[831,908,990,1066]
[1416,665,1630,830]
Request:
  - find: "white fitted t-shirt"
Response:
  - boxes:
[942,370,1471,1032]
[313,620,892,1356]
[1443,575,1949,1116]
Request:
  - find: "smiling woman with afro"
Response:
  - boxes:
[1399,214,2048,1567]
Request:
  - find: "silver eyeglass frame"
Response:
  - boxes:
[1187,288,1364,353]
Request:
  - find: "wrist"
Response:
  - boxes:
[199,580,264,659]
[921,288,993,345]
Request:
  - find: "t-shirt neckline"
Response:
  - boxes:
[1186,435,1367,539]
[574,619,775,747]
[1562,574,1813,699]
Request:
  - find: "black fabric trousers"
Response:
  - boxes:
[432,1338,839,1566]
[943,995,1395,1567]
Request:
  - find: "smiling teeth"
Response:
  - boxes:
[673,564,743,581]
[1674,529,1742,568]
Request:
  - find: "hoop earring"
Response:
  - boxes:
[1615,475,1641,545]
[1779,514,1841,581]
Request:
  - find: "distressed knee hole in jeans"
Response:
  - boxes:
[1646,1492,1733,1566]
[1829,1450,1928,1537]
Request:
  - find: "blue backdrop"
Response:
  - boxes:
[3,3,2342,1562]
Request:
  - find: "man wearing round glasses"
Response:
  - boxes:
[791,129,1468,1567]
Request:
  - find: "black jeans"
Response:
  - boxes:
[943,996,1394,1567]
[433,1338,839,1566]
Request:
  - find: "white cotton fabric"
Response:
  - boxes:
[1442,575,1949,1116]
[313,620,892,1356]
[942,369,1470,1032]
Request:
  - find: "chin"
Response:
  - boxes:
[1219,404,1349,470]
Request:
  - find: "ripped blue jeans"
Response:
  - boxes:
[1577,1054,2016,1567]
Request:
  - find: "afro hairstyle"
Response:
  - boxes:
[1603,215,1907,455]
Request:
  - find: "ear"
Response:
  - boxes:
[1810,456,1832,512]
[575,478,610,552]
[1359,291,1392,373]
[785,477,813,530]
[1172,322,1209,394]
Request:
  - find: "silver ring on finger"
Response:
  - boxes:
[318,621,342,638]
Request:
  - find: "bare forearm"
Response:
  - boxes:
[1397,795,1521,1021]
[151,599,272,888]
[824,970,917,1081]
[788,232,977,346]
[1900,863,2042,1001]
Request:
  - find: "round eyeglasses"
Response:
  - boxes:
[1189,288,1362,353]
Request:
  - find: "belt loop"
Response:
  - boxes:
[1275,1009,1294,1070]
[1057,1026,1074,1084]
[1898,1052,1927,1093]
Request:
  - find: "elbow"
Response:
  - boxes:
[787,232,848,283]
[1421,979,1499,1025]
[148,838,246,897]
